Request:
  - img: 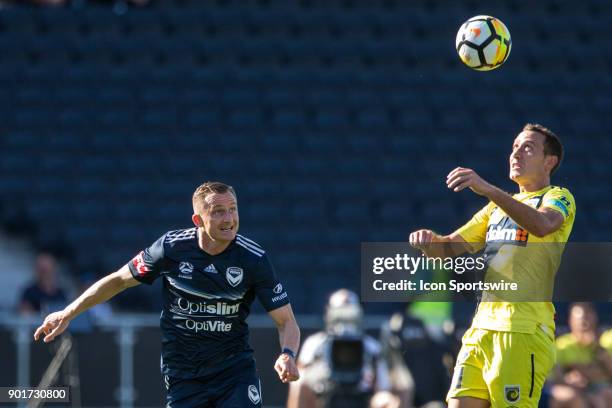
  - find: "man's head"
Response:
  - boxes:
[35,253,58,292]
[568,302,598,335]
[191,181,239,244]
[325,289,363,335]
[509,123,563,185]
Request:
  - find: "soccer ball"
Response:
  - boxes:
[455,15,512,71]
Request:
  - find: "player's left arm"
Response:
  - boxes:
[447,167,566,237]
[269,304,301,383]
[253,251,301,382]
[483,188,564,237]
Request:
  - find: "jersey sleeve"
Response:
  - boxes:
[252,253,291,312]
[542,187,575,220]
[127,234,167,285]
[454,202,493,253]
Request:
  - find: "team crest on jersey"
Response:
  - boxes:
[504,385,520,404]
[178,262,194,279]
[226,267,244,287]
[248,384,261,404]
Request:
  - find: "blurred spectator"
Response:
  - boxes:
[549,303,612,408]
[287,289,404,408]
[380,307,453,407]
[18,252,67,315]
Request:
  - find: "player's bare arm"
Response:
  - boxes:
[409,229,472,258]
[269,304,301,383]
[33,264,140,343]
[446,167,564,237]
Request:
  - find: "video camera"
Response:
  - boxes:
[320,299,373,408]
[312,333,370,408]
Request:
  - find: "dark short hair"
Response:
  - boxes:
[522,123,564,175]
[192,181,236,212]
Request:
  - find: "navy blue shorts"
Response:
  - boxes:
[165,359,263,408]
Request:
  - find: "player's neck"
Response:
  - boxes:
[518,178,550,193]
[198,230,231,255]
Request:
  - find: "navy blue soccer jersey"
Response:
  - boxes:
[127,228,291,379]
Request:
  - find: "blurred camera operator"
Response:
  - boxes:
[288,289,401,408]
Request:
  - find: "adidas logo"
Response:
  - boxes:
[204,264,218,274]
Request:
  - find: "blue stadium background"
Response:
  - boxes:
[2,0,610,313]
[0,0,611,405]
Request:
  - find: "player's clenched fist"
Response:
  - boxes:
[446,167,494,196]
[274,353,300,383]
[34,310,70,343]
[409,229,437,250]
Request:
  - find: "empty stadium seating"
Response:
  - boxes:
[0,0,609,312]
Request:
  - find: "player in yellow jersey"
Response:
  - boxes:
[409,123,576,408]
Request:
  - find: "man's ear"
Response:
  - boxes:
[545,155,559,174]
[191,214,203,227]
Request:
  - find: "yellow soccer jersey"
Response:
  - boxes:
[456,185,576,333]
[555,333,596,367]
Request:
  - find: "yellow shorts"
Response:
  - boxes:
[447,326,555,408]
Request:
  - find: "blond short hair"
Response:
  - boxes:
[192,181,236,212]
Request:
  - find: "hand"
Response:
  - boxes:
[409,229,437,251]
[563,369,588,389]
[446,167,494,196]
[33,310,70,343]
[274,353,300,383]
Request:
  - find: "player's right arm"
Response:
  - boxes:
[35,234,167,343]
[409,230,471,258]
[409,202,492,257]
[34,265,140,343]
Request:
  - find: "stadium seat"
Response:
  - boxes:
[0,0,607,314]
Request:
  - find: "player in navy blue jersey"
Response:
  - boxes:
[34,181,301,407]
